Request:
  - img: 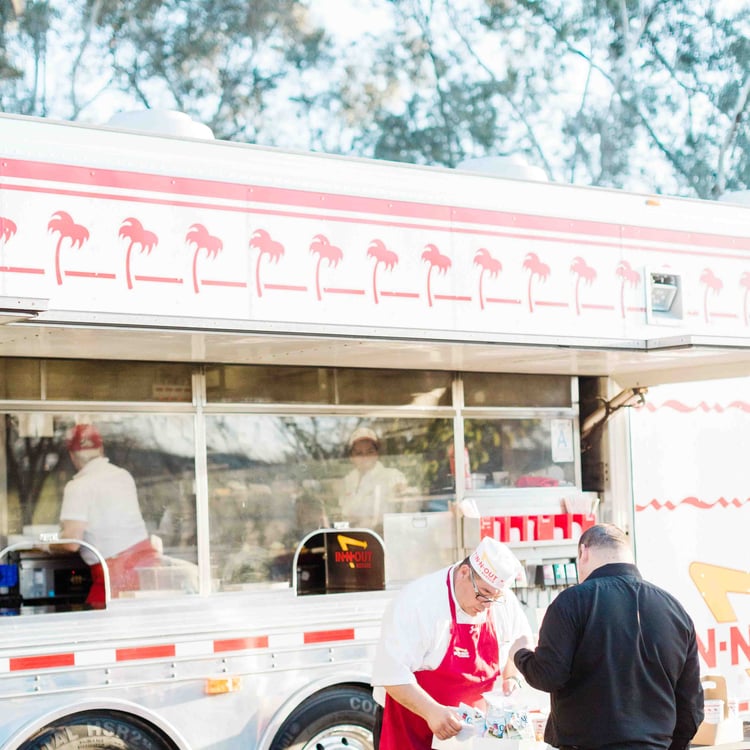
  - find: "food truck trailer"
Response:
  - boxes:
[0,111,747,749]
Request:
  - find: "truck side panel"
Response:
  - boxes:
[2,114,750,353]
[630,377,750,711]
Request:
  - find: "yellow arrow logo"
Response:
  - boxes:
[337,534,368,568]
[689,562,750,624]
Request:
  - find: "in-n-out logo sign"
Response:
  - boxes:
[690,562,750,676]
[335,535,374,569]
[697,625,750,671]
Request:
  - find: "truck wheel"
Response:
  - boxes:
[17,710,176,750]
[270,684,378,750]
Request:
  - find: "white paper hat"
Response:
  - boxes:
[348,427,380,448]
[469,537,522,589]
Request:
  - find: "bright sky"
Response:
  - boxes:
[308,0,392,40]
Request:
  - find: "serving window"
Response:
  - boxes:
[0,358,581,602]
[205,414,455,591]
[1,411,198,606]
[463,416,577,489]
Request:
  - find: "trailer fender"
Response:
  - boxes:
[5,702,190,750]
[268,683,378,750]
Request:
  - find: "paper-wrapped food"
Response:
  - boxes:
[483,692,535,740]
[456,703,485,739]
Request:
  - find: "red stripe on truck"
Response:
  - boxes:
[214,636,269,652]
[303,629,355,644]
[4,629,360,672]
[116,644,176,661]
[4,157,750,254]
[10,653,76,671]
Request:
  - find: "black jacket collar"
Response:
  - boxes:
[586,562,642,581]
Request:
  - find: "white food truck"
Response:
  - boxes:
[0,111,747,750]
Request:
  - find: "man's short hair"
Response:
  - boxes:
[579,523,629,550]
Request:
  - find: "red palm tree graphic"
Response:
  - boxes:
[249,229,285,298]
[119,217,158,290]
[570,256,597,316]
[421,244,451,307]
[699,268,723,323]
[367,239,398,304]
[0,216,17,245]
[473,248,502,311]
[309,234,343,301]
[741,271,750,326]
[522,252,550,313]
[186,223,223,294]
[615,260,641,319]
[48,211,90,285]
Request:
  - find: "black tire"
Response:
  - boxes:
[18,710,176,750]
[270,684,378,750]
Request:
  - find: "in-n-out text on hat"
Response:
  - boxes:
[469,537,521,589]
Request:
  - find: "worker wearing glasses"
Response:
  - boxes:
[372,537,532,749]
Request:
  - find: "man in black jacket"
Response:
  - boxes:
[511,523,703,750]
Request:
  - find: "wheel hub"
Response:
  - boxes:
[298,723,372,750]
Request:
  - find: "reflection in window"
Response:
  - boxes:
[463,373,572,408]
[0,359,41,400]
[205,415,454,591]
[45,360,194,402]
[335,369,452,406]
[464,417,576,489]
[0,358,194,402]
[205,365,452,406]
[2,412,197,602]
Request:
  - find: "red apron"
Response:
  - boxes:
[378,570,500,749]
[86,537,160,608]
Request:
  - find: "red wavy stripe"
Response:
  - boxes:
[635,496,750,512]
[643,400,750,413]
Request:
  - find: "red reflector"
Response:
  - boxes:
[10,653,75,671]
[214,636,268,653]
[304,628,355,644]
[116,644,175,661]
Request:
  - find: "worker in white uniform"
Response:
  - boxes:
[371,537,532,749]
[339,427,409,534]
[56,423,159,607]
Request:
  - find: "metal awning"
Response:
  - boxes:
[0,314,748,388]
